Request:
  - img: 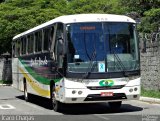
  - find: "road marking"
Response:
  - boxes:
[0,104,15,109]
[94,115,110,120]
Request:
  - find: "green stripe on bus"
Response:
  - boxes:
[54,78,62,83]
[19,58,61,85]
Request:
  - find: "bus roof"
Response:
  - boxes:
[13,14,136,40]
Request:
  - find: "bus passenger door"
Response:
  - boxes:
[54,23,64,70]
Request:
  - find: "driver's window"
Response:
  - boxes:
[54,23,64,68]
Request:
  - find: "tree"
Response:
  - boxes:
[0,0,64,55]
[119,0,160,33]
[119,0,160,16]
[139,8,160,32]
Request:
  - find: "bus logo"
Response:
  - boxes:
[99,80,114,86]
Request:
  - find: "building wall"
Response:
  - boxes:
[0,59,4,80]
[0,58,12,83]
[140,34,160,91]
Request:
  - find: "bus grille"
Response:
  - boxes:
[87,85,125,90]
[84,93,127,101]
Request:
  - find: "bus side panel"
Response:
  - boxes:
[17,53,57,98]
[12,58,20,89]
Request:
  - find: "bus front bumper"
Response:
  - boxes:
[60,85,140,103]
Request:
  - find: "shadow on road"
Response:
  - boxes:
[16,94,53,110]
[16,94,143,115]
[61,103,143,115]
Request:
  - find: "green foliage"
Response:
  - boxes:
[0,0,65,55]
[0,80,12,84]
[141,87,160,98]
[67,0,124,14]
[119,0,160,33]
[138,8,160,33]
[119,0,160,15]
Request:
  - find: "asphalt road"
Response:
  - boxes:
[0,86,160,121]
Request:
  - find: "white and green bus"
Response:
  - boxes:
[12,14,140,112]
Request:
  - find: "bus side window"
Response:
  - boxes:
[27,34,34,53]
[21,37,27,55]
[50,26,56,60]
[16,39,21,57]
[48,26,55,51]
[35,32,38,52]
[43,28,50,51]
[35,31,42,52]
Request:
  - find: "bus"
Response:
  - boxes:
[12,14,140,112]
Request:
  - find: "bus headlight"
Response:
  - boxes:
[72,90,76,94]
[78,91,83,95]
[134,87,138,91]
[129,88,133,92]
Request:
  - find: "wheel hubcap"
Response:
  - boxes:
[24,85,27,98]
[52,91,56,106]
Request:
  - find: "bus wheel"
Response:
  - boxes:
[51,85,62,112]
[108,101,122,109]
[24,82,29,102]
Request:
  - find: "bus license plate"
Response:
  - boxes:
[101,92,113,97]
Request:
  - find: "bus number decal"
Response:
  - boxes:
[30,56,48,67]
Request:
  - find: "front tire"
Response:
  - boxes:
[108,101,122,110]
[51,84,62,112]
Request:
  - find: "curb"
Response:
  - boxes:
[140,96,160,104]
[0,84,12,86]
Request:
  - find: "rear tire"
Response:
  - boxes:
[108,101,122,110]
[24,82,29,102]
[51,84,62,112]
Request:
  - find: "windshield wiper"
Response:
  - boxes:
[112,51,129,77]
[83,39,97,79]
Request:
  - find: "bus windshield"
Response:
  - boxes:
[66,22,139,73]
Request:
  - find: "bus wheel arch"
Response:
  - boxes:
[50,80,62,112]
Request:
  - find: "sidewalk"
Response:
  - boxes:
[0,85,23,100]
[140,96,160,104]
